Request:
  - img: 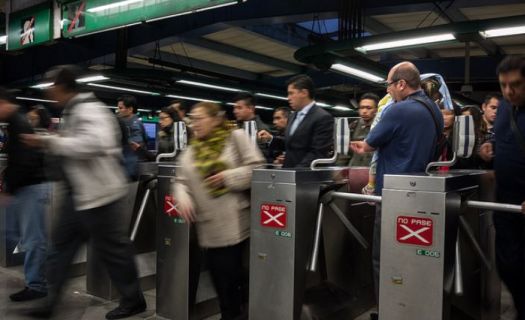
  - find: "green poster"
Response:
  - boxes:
[7,4,53,51]
[62,0,243,38]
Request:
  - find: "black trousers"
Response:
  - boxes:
[372,204,381,304]
[207,240,247,320]
[47,194,143,308]
[493,211,525,320]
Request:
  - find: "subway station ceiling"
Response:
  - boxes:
[1,0,524,111]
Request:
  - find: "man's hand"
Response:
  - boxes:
[479,142,493,162]
[176,197,196,222]
[274,154,285,165]
[204,172,225,189]
[257,130,273,143]
[350,141,369,154]
[129,141,141,151]
[20,134,44,148]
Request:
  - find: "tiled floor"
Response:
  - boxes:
[0,265,517,320]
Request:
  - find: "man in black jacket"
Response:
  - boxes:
[0,88,49,302]
[268,74,333,168]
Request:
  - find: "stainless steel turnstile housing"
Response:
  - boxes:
[379,171,500,320]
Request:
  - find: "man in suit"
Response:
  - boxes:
[266,74,333,168]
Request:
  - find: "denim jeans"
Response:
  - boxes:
[6,183,50,293]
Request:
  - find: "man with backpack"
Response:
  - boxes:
[351,61,443,319]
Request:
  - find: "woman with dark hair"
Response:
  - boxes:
[26,105,51,132]
[157,106,180,155]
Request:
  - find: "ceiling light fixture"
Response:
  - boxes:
[316,102,332,107]
[16,97,58,103]
[87,0,144,13]
[77,75,109,83]
[355,33,455,53]
[255,105,273,110]
[330,63,385,83]
[333,105,351,111]
[166,94,221,103]
[88,83,160,96]
[31,75,108,89]
[255,93,288,101]
[176,80,242,92]
[480,25,525,38]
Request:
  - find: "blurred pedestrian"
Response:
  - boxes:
[175,102,264,320]
[0,89,50,302]
[21,65,146,319]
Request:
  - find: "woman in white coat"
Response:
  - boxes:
[175,102,264,320]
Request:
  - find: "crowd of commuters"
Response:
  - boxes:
[0,55,523,320]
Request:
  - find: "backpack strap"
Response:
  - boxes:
[411,96,442,140]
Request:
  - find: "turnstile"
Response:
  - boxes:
[86,162,158,299]
[378,171,501,320]
[156,163,218,320]
[249,167,375,320]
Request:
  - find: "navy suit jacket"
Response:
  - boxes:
[271,104,334,168]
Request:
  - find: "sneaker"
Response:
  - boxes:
[9,287,47,302]
[105,300,147,319]
[370,312,378,320]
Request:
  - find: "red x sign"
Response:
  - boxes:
[396,216,433,247]
[164,195,180,217]
[260,204,287,229]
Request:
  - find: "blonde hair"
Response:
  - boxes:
[191,102,227,127]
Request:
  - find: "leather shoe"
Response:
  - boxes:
[105,300,147,319]
[10,287,47,302]
[370,312,379,320]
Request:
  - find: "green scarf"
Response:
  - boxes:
[191,126,232,197]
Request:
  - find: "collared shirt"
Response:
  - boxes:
[289,101,315,135]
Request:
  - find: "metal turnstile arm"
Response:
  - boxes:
[327,201,369,249]
[130,179,157,241]
[458,216,491,270]
[454,231,464,296]
[309,203,325,272]
[466,200,522,213]
[330,191,382,204]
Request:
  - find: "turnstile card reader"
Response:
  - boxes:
[379,171,490,320]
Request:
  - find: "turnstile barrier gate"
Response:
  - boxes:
[249,167,376,320]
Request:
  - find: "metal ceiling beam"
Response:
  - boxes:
[135,52,261,81]
[432,2,504,57]
[182,37,304,74]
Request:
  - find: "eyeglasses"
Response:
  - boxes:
[383,79,402,88]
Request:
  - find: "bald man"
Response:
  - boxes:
[351,61,443,305]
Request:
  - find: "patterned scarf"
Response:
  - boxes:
[191,126,232,197]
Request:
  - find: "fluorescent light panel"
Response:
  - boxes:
[88,83,160,96]
[331,63,385,83]
[255,93,288,101]
[255,105,273,110]
[16,97,58,103]
[77,75,109,83]
[480,26,525,38]
[356,33,455,52]
[0,35,6,45]
[166,94,220,103]
[87,0,143,13]
[177,80,241,92]
[31,75,108,89]
[333,105,351,111]
[316,102,332,107]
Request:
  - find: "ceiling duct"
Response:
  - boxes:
[339,0,363,41]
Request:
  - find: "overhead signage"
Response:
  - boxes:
[396,216,433,247]
[62,0,244,38]
[260,203,287,229]
[7,4,53,51]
